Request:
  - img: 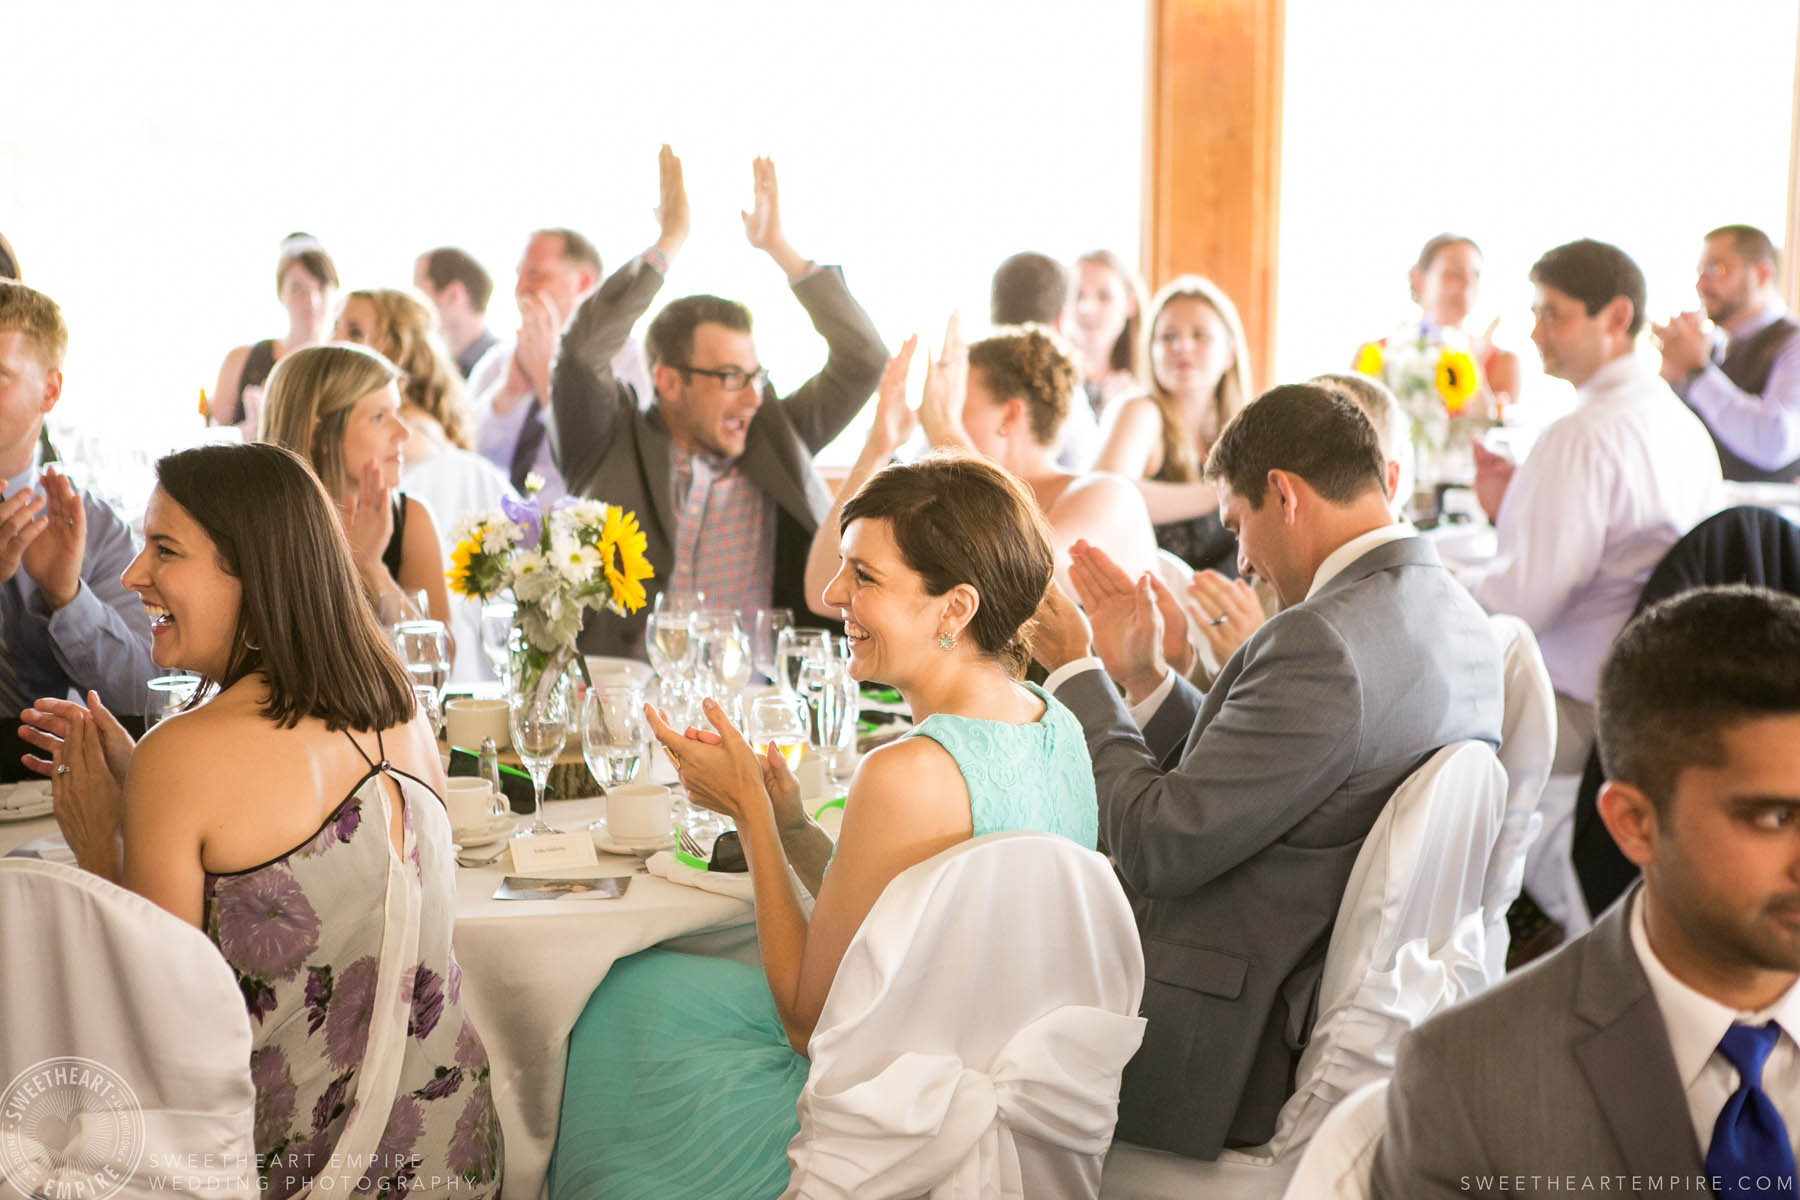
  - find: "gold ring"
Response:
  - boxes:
[55,764,71,776]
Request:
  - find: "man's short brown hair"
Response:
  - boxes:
[0,280,68,369]
[1707,223,1781,281]
[1204,382,1387,509]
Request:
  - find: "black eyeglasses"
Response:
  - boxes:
[677,364,769,392]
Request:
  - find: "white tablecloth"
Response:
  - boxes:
[0,782,756,1200]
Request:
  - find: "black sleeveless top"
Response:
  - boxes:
[224,338,278,426]
[381,493,408,580]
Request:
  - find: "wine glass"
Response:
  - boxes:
[581,684,647,791]
[480,600,517,682]
[696,610,752,696]
[412,684,443,742]
[774,627,830,699]
[646,612,697,682]
[653,589,707,619]
[820,656,860,789]
[751,607,793,683]
[508,667,572,837]
[747,695,807,771]
[394,619,452,706]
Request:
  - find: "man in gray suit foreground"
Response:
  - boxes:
[1375,587,1800,1199]
[549,146,886,656]
[1033,383,1504,1159]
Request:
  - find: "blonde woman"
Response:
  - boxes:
[1069,249,1149,418]
[260,343,453,630]
[1093,275,1254,575]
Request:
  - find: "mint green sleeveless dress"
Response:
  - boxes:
[549,683,1097,1200]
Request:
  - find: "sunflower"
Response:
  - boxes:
[445,537,479,598]
[1435,349,1480,415]
[1353,341,1385,377]
[595,506,654,615]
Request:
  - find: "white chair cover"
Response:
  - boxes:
[0,858,258,1199]
[1278,1080,1388,1200]
[1521,773,1593,937]
[784,832,1146,1200]
[1253,741,1505,1160]
[1099,744,1504,1199]
[1154,550,1222,682]
[1483,615,1555,977]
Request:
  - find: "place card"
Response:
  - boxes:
[508,832,600,874]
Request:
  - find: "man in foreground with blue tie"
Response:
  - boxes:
[1374,585,1800,1199]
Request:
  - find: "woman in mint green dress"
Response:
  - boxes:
[549,359,1100,1200]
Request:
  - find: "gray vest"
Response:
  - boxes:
[1714,315,1800,482]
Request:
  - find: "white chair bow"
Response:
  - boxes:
[785,832,1146,1200]
[1483,614,1555,975]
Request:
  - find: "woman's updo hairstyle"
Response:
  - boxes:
[839,454,1055,674]
[967,324,1080,447]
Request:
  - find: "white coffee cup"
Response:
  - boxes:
[446,778,497,833]
[445,698,510,751]
[606,783,674,842]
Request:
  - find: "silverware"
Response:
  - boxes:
[677,827,707,862]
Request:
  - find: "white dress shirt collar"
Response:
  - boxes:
[1305,523,1416,601]
[1575,351,1653,402]
[4,457,38,500]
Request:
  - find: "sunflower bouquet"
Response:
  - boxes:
[446,492,654,692]
[1353,321,1487,490]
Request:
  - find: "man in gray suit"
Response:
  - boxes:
[549,146,886,656]
[1032,383,1503,1159]
[1374,587,1800,1199]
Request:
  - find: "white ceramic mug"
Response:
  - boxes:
[606,783,674,842]
[445,698,510,752]
[446,778,497,833]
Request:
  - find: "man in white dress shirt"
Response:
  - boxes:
[1464,238,1721,773]
[1375,586,1800,1198]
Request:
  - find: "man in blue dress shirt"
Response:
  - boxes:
[0,280,154,780]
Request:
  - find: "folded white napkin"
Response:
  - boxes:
[0,781,53,815]
[645,850,755,901]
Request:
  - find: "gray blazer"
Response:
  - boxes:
[548,257,887,656]
[1371,888,1711,1199]
[1056,535,1503,1159]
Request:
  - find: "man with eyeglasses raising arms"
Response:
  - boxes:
[549,146,887,658]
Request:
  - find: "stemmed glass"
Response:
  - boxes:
[747,695,807,771]
[820,641,860,789]
[751,607,793,685]
[395,619,452,709]
[509,667,572,837]
[696,610,753,696]
[581,684,647,792]
[646,612,697,682]
[479,600,517,683]
[412,685,443,742]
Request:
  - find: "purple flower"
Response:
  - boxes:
[298,803,362,859]
[215,865,321,980]
[363,1095,424,1190]
[265,1129,329,1200]
[447,1080,502,1184]
[501,493,543,547]
[407,966,444,1040]
[304,966,333,1035]
[312,1070,352,1133]
[325,956,377,1070]
[240,974,278,1025]
[250,1046,296,1149]
[453,1017,486,1071]
[413,1066,463,1102]
[446,957,463,1007]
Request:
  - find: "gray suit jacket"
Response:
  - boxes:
[1371,888,1711,1198]
[1056,535,1503,1159]
[548,257,887,656]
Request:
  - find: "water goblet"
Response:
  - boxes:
[746,694,807,771]
[751,607,793,683]
[508,667,572,837]
[581,684,647,792]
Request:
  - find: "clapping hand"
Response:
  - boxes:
[1652,311,1710,382]
[41,692,129,881]
[645,698,773,827]
[1066,541,1169,703]
[515,291,563,401]
[741,157,810,280]
[1185,570,1264,665]
[919,314,972,450]
[19,692,135,784]
[340,460,395,576]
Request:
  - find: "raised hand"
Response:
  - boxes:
[866,335,920,454]
[1066,541,1167,703]
[741,157,809,280]
[919,314,972,450]
[514,291,562,400]
[1028,578,1093,674]
[1652,311,1709,382]
[645,698,770,825]
[653,144,689,260]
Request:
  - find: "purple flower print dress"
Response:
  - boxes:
[202,734,503,1198]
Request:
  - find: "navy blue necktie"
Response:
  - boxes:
[510,400,548,495]
[1707,1021,1797,1197]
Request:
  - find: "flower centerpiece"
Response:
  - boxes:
[1354,322,1487,491]
[446,490,654,702]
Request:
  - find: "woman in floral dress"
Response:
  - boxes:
[27,442,502,1197]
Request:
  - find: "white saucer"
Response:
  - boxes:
[451,814,516,848]
[0,782,53,823]
[589,821,677,856]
